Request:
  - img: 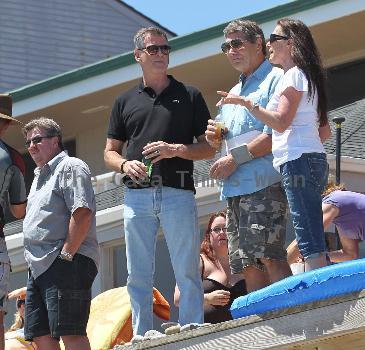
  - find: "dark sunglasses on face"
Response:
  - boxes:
[269,33,290,43]
[17,299,25,308]
[211,226,227,234]
[221,38,247,53]
[25,135,55,148]
[140,45,171,55]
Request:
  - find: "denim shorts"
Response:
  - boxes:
[227,182,288,273]
[280,152,329,258]
[24,254,97,341]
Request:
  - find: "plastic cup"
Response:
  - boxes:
[215,121,226,139]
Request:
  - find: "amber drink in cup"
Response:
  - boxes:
[215,121,226,140]
[214,110,227,141]
[213,113,227,157]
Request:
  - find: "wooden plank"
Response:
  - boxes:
[116,290,365,350]
[287,330,365,350]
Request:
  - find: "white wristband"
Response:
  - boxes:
[230,144,254,165]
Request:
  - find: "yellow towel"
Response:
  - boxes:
[61,286,170,350]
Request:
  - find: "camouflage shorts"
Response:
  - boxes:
[227,183,288,273]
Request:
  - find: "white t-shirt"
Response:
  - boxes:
[267,66,325,170]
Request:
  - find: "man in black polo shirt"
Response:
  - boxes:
[104,27,214,336]
[0,94,27,350]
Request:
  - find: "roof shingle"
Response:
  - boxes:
[0,0,174,92]
[325,98,365,159]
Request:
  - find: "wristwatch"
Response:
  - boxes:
[249,101,260,112]
[230,144,254,165]
[59,250,74,261]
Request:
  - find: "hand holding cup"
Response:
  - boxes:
[205,114,228,149]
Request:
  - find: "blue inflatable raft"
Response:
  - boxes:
[231,258,365,319]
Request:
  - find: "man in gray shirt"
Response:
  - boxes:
[0,94,27,350]
[22,117,99,350]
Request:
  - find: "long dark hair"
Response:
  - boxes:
[200,211,226,266]
[278,18,328,126]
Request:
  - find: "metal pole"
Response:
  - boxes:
[332,116,345,184]
[331,116,345,251]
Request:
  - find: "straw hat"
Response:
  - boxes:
[0,94,21,124]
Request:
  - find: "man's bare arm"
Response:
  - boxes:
[142,134,215,163]
[104,138,147,182]
[209,132,272,180]
[62,207,93,256]
[10,202,26,219]
[174,134,216,160]
[104,138,125,172]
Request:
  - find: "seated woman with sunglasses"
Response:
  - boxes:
[216,18,332,272]
[174,212,247,323]
[5,287,36,350]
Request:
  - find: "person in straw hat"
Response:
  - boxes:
[0,94,27,350]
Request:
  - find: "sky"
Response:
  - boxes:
[123,0,292,35]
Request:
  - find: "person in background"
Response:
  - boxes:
[0,94,27,350]
[174,212,247,323]
[104,27,214,336]
[22,118,99,350]
[216,18,332,272]
[288,183,365,264]
[8,299,25,333]
[8,287,27,332]
[5,287,36,350]
[205,20,292,294]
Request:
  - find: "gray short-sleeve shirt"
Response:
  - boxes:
[23,151,99,279]
[0,141,27,263]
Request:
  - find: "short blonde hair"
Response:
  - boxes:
[322,182,346,197]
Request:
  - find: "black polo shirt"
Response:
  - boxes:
[108,75,210,191]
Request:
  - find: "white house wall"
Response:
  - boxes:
[77,121,109,176]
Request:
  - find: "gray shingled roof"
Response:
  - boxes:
[325,98,365,159]
[0,0,175,92]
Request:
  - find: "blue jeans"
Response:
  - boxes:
[280,153,329,259]
[124,186,203,335]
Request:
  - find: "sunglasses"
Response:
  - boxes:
[269,33,290,43]
[25,135,55,148]
[211,226,227,234]
[221,38,248,54]
[139,45,171,55]
[17,299,25,308]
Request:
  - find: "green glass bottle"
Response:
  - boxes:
[142,142,153,181]
[142,156,153,180]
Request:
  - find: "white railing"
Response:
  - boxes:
[92,171,122,194]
